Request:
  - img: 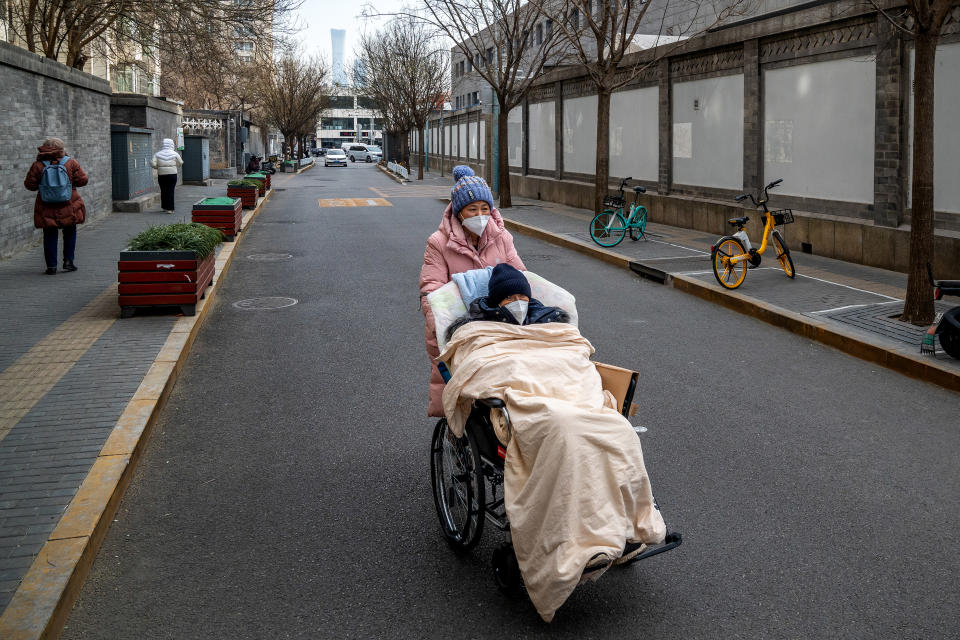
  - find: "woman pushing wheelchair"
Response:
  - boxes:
[433,264,673,622]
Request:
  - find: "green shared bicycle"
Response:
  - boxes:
[589,177,648,247]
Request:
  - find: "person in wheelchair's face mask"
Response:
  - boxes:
[445,264,570,341]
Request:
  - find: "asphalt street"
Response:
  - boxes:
[63,163,960,639]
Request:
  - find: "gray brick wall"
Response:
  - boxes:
[0,41,112,259]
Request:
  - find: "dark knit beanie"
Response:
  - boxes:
[487,263,530,306]
[452,165,475,182]
[450,175,495,217]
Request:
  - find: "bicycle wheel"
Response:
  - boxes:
[430,419,485,553]
[771,230,795,278]
[628,208,648,241]
[590,211,627,247]
[712,237,748,289]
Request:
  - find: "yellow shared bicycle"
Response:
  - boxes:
[711,178,796,290]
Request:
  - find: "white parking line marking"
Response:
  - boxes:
[647,239,709,255]
[794,274,901,301]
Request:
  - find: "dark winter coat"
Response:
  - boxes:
[445,297,570,343]
[24,152,88,229]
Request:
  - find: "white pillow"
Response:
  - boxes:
[428,270,578,352]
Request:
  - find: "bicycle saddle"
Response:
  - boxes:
[633,186,646,193]
[727,216,749,226]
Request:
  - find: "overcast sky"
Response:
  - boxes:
[291,0,409,66]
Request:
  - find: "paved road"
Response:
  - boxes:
[63,163,960,639]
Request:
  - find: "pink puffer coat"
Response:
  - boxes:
[419,203,525,417]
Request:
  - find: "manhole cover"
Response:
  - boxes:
[273,188,287,191]
[246,253,294,262]
[232,297,298,310]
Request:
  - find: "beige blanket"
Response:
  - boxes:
[439,322,666,622]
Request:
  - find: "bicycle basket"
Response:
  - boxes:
[603,195,626,209]
[771,209,794,225]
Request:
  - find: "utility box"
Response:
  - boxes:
[111,124,155,201]
[183,134,210,184]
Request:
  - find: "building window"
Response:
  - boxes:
[373,118,385,130]
[115,64,133,92]
[466,57,472,72]
[328,95,355,109]
[236,41,254,63]
[536,24,543,44]
[475,53,481,68]
[486,47,494,65]
[321,117,355,130]
[545,20,553,38]
[357,96,377,109]
[571,9,579,29]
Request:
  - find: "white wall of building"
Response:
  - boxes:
[528,101,556,171]
[480,121,486,160]
[610,87,658,181]
[459,122,468,159]
[563,95,598,175]
[508,107,523,166]
[672,74,744,189]
[909,41,960,214]
[764,56,876,203]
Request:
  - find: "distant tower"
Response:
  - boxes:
[331,29,347,85]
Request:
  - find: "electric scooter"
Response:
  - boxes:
[922,264,960,359]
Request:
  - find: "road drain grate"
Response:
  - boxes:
[232,297,299,310]
[246,253,294,262]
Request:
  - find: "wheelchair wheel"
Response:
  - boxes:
[430,418,485,552]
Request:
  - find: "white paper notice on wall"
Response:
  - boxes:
[765,120,794,163]
[673,123,692,158]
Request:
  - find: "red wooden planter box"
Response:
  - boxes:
[118,250,215,318]
[227,185,258,208]
[192,197,242,241]
[245,173,270,192]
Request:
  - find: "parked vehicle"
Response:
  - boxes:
[347,144,382,163]
[325,149,347,167]
[246,154,262,174]
[260,159,276,175]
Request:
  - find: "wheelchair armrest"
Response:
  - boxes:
[475,397,506,409]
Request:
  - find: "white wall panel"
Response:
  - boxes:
[469,121,478,159]
[909,42,960,213]
[508,107,523,166]
[459,122,467,159]
[610,88,658,181]
[528,101,556,171]
[672,74,743,189]
[444,125,451,155]
[764,57,875,203]
[480,121,486,160]
[563,95,598,175]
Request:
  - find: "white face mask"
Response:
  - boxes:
[460,214,490,237]
[503,300,529,325]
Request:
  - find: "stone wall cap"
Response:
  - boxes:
[0,40,111,94]
[111,123,153,134]
[110,93,183,115]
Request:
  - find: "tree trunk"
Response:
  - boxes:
[901,30,937,325]
[497,107,512,208]
[594,88,613,214]
[417,127,425,179]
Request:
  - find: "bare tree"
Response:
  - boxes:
[531,0,749,213]
[368,0,566,207]
[356,18,448,179]
[871,1,957,324]
[255,55,330,161]
[3,0,301,70]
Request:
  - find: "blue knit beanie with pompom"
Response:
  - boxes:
[450,175,494,217]
[452,165,475,182]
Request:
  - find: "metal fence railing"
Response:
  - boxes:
[387,161,409,180]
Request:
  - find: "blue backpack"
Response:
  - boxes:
[39,156,73,203]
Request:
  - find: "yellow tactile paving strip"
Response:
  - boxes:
[317,197,392,207]
[0,286,118,443]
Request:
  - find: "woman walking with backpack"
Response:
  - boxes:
[151,138,183,214]
[23,137,88,275]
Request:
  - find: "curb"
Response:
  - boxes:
[0,190,275,640]
[503,216,960,394]
[376,164,408,184]
[294,161,315,175]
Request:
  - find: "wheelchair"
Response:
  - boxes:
[430,361,683,594]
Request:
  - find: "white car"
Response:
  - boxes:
[324,149,347,166]
[347,144,382,163]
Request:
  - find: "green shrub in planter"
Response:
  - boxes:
[227,179,262,188]
[127,222,224,259]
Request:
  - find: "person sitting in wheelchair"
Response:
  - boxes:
[440,265,666,623]
[445,264,568,342]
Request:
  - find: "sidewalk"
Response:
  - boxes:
[497,196,960,390]
[0,172,292,637]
